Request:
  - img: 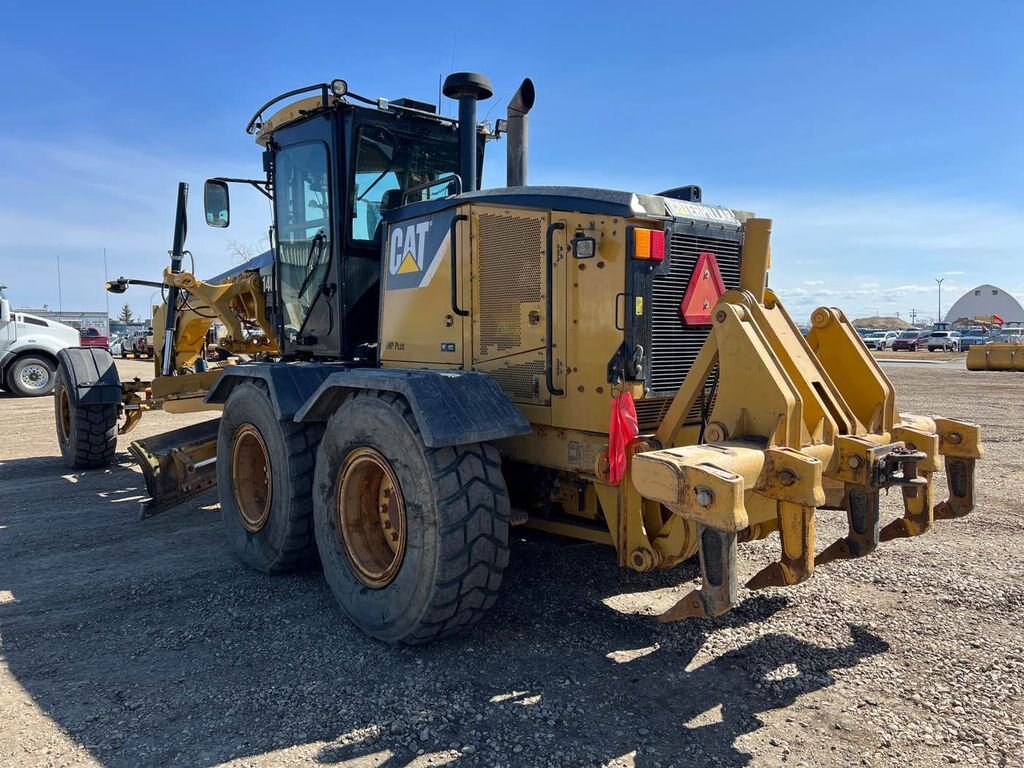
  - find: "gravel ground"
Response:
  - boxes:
[0,358,1021,767]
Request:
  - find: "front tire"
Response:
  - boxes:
[217,381,323,574]
[313,391,510,645]
[54,368,117,468]
[7,355,56,397]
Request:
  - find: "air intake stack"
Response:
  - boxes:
[442,72,493,192]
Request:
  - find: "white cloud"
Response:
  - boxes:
[0,136,271,315]
[722,190,1023,322]
[2,136,1020,325]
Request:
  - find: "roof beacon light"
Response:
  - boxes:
[330,79,348,97]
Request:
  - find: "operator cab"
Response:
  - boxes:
[204,78,490,363]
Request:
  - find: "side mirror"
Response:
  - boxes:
[204,180,230,228]
[0,298,9,323]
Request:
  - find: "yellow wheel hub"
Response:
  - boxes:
[336,447,407,588]
[231,424,272,532]
[58,387,72,445]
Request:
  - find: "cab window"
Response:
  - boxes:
[274,142,331,340]
[352,127,401,242]
[350,124,459,244]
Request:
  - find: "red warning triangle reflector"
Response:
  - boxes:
[680,252,726,325]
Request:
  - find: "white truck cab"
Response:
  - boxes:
[0,285,82,396]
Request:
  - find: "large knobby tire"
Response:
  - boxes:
[7,355,57,397]
[313,391,510,646]
[217,380,323,574]
[54,367,117,468]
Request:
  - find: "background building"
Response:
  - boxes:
[944,284,1024,325]
[14,306,109,335]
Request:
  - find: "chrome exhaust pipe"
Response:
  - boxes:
[506,78,535,187]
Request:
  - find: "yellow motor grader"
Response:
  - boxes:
[53,73,983,644]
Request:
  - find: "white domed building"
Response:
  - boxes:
[944,284,1024,324]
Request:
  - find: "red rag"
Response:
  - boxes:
[608,391,639,485]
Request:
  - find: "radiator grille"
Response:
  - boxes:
[476,213,543,358]
[648,230,742,394]
[634,397,672,430]
[634,380,719,431]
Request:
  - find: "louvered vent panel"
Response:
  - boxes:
[476,213,543,359]
[488,360,546,404]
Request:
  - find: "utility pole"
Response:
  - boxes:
[936,278,944,323]
[103,247,110,335]
[910,308,918,325]
[57,255,63,316]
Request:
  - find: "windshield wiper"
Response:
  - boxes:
[296,230,327,300]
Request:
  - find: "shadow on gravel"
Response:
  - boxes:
[0,459,889,767]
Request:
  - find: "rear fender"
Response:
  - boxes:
[295,368,532,448]
[203,362,336,421]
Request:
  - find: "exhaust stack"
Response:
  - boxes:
[506,78,535,187]
[442,72,493,192]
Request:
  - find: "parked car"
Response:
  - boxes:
[108,334,127,357]
[864,331,900,350]
[992,328,1024,344]
[891,329,930,351]
[78,327,109,349]
[926,330,962,352]
[121,328,154,358]
[959,328,992,350]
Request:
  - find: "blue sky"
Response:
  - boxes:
[1,0,1021,323]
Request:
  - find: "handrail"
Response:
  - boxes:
[545,221,565,396]
[450,214,470,317]
[245,84,330,135]
[402,174,463,205]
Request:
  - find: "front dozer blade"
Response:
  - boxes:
[128,419,220,519]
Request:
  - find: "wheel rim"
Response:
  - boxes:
[19,364,50,391]
[336,447,407,588]
[58,387,71,444]
[231,424,272,532]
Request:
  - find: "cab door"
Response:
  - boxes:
[271,114,340,358]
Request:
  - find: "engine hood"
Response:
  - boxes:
[386,185,749,227]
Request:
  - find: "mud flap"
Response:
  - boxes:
[128,419,220,519]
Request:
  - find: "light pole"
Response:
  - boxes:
[935,278,944,325]
[103,247,110,335]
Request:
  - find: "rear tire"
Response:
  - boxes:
[313,391,510,645]
[54,368,117,468]
[7,355,56,397]
[217,381,323,574]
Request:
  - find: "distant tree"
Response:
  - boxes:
[228,240,257,265]
[119,303,133,324]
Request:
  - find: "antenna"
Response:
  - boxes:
[447,34,457,116]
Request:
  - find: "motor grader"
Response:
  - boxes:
[53,72,983,644]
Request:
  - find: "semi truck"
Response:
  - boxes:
[0,285,82,396]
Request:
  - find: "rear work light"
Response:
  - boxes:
[629,226,665,261]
